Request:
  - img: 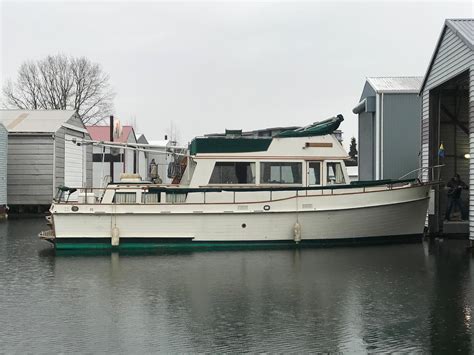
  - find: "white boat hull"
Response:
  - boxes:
[48,184,431,249]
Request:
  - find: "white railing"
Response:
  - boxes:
[54,179,416,206]
[398,164,444,181]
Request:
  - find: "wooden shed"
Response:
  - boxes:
[0,110,92,210]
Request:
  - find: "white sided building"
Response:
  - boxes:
[86,125,138,187]
[147,139,174,184]
[0,123,7,216]
[0,110,92,208]
[136,134,150,182]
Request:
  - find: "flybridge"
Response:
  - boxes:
[189,114,344,155]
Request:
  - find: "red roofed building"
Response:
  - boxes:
[86,125,136,144]
[86,125,138,186]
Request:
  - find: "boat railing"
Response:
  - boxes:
[398,164,444,181]
[53,178,419,205]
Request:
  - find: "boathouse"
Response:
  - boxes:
[419,19,473,238]
[87,125,138,186]
[353,77,422,181]
[0,123,7,217]
[0,110,92,211]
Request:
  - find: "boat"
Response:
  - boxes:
[40,115,433,250]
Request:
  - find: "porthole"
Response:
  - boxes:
[71,206,79,212]
[241,223,247,228]
[263,205,271,211]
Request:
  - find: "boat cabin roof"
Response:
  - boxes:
[189,115,344,156]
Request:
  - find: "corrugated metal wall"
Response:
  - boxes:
[382,94,421,179]
[469,67,474,241]
[358,111,375,180]
[7,134,54,205]
[357,83,376,181]
[7,113,92,205]
[0,124,7,206]
[54,113,92,191]
[55,128,92,190]
[421,26,473,181]
[360,82,376,101]
[420,22,473,237]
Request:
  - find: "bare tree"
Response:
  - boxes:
[2,54,115,124]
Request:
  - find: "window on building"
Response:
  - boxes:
[260,162,302,184]
[308,162,321,185]
[113,192,137,204]
[326,162,345,185]
[209,162,256,184]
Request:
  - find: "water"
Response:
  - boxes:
[0,218,473,353]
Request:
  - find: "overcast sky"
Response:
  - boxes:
[1,1,472,148]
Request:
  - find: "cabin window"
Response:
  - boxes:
[326,162,345,185]
[114,192,137,204]
[142,192,160,204]
[209,162,256,184]
[260,162,302,184]
[166,193,187,203]
[308,162,321,185]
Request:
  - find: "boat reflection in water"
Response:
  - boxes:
[32,236,472,352]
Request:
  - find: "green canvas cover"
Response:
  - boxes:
[190,137,272,155]
[276,115,344,138]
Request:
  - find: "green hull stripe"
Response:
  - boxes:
[54,235,422,250]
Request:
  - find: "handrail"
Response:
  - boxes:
[54,178,418,204]
[398,164,444,180]
[58,179,416,193]
[147,179,416,193]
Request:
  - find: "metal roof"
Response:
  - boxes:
[136,134,149,144]
[366,77,423,93]
[419,18,474,93]
[147,139,170,147]
[446,19,474,50]
[0,110,77,133]
[86,125,136,143]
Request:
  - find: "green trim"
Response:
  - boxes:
[54,234,422,251]
[190,137,272,155]
[148,178,416,194]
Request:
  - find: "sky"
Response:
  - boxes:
[1,0,472,149]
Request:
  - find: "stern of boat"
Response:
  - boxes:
[39,209,56,245]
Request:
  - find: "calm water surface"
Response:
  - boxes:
[0,218,473,353]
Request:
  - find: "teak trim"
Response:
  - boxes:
[305,142,333,148]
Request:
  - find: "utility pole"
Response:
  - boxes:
[110,115,114,182]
